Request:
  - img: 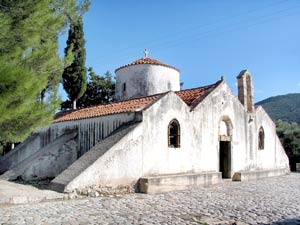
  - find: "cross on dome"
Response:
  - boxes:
[143,49,149,58]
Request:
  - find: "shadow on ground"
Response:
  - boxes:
[271,218,300,225]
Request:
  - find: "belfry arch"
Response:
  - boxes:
[218,116,233,178]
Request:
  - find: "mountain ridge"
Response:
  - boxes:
[256,93,300,124]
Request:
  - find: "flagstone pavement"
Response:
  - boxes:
[0,173,300,225]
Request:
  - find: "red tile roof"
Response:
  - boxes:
[54,81,221,123]
[54,94,161,123]
[115,57,180,73]
[176,81,221,108]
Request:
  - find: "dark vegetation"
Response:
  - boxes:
[61,68,115,110]
[62,16,87,110]
[0,0,90,155]
[257,93,300,124]
[276,120,300,171]
[0,0,115,155]
[257,93,300,171]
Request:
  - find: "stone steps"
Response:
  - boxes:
[49,122,140,193]
[0,130,78,181]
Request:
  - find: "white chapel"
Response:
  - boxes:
[0,54,289,193]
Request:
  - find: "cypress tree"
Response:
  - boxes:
[62,16,87,110]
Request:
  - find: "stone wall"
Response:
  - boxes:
[61,122,144,192]
[45,81,289,192]
[140,81,289,176]
[0,134,41,173]
[140,82,245,175]
[255,106,289,169]
[0,112,136,175]
[49,112,136,157]
[0,130,78,181]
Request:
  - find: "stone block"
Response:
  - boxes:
[138,172,221,194]
[232,168,289,181]
[296,163,300,172]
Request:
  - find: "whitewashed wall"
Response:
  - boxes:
[255,106,289,169]
[45,112,136,157]
[140,82,289,176]
[115,64,180,100]
[58,81,289,191]
[64,123,144,191]
[140,82,247,176]
[143,82,288,175]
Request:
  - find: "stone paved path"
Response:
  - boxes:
[0,180,64,204]
[1,173,300,225]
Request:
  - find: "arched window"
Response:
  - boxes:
[168,119,180,148]
[122,82,126,92]
[258,127,265,150]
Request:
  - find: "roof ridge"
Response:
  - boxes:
[175,80,222,108]
[189,80,223,110]
[175,81,220,94]
[115,57,180,73]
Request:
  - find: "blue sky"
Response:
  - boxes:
[59,0,300,102]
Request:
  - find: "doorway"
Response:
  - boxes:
[219,141,231,178]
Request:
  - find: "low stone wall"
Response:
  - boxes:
[232,168,289,181]
[296,163,300,173]
[0,134,41,174]
[67,185,134,199]
[0,130,78,181]
[138,172,222,194]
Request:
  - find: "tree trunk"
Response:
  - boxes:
[40,89,46,103]
[73,99,77,110]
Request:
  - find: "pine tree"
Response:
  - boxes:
[0,0,90,146]
[0,63,52,143]
[62,16,87,110]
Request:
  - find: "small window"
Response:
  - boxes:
[168,119,180,148]
[167,82,171,89]
[123,83,126,92]
[258,127,265,150]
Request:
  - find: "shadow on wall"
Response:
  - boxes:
[271,218,300,225]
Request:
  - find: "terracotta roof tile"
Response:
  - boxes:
[115,57,180,73]
[54,94,161,123]
[176,81,221,107]
[54,81,221,123]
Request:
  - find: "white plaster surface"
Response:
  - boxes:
[61,81,289,192]
[115,64,180,100]
[0,71,290,193]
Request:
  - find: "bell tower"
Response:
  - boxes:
[237,70,254,113]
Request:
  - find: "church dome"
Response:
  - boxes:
[115,57,180,73]
[114,56,181,101]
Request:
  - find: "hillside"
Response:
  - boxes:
[256,93,300,124]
